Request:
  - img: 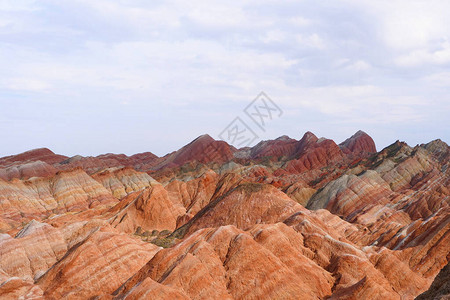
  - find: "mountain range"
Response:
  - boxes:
[0,130,448,299]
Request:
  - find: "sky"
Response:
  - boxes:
[0,0,449,157]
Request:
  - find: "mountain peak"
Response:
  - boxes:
[0,147,67,167]
[297,131,319,150]
[22,148,55,155]
[192,134,215,144]
[275,135,293,141]
[152,133,233,170]
[339,130,376,155]
[300,131,318,143]
[354,130,367,136]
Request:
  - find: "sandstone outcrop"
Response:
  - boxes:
[152,134,235,170]
[339,130,376,156]
[0,132,447,299]
[0,168,117,231]
[108,184,178,233]
[0,148,67,167]
[416,261,450,300]
[177,182,305,236]
[37,228,160,299]
[242,135,299,159]
[92,167,158,199]
[283,132,345,175]
[57,151,159,174]
[0,161,58,181]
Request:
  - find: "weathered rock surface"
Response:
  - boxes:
[108,184,178,233]
[0,161,58,181]
[165,169,219,224]
[0,276,44,300]
[241,135,299,159]
[115,225,332,300]
[0,168,117,231]
[284,180,317,206]
[178,182,304,236]
[92,167,158,199]
[0,132,448,300]
[37,228,160,299]
[340,130,377,156]
[416,262,450,300]
[307,170,392,218]
[152,134,235,170]
[0,220,67,281]
[283,132,346,174]
[0,148,67,168]
[57,152,159,174]
[0,148,67,181]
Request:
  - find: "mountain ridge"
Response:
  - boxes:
[0,131,448,299]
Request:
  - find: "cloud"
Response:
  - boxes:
[3,78,51,92]
[0,0,38,12]
[422,71,450,87]
[395,41,450,67]
[346,0,450,49]
[0,0,449,156]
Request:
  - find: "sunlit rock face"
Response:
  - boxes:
[92,167,158,199]
[339,130,377,156]
[0,132,448,299]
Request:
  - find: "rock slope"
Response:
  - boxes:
[0,131,448,299]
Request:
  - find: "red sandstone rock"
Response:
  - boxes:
[165,169,219,225]
[416,261,450,300]
[152,134,235,170]
[283,132,345,174]
[284,179,317,206]
[0,276,44,299]
[37,229,160,299]
[0,135,448,300]
[92,167,158,199]
[340,130,377,156]
[0,161,58,181]
[0,220,67,281]
[115,225,330,299]
[108,184,178,233]
[57,151,159,174]
[0,168,117,231]
[243,135,299,159]
[0,148,67,168]
[306,170,393,218]
[180,182,305,236]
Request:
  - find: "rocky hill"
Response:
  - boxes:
[0,131,448,299]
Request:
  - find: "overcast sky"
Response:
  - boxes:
[1,0,449,157]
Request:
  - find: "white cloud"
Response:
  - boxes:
[288,16,312,27]
[346,60,371,71]
[2,78,51,92]
[347,0,450,50]
[262,30,287,43]
[0,0,448,156]
[295,33,326,50]
[422,71,450,87]
[333,59,371,71]
[395,41,450,67]
[0,0,38,12]
[185,3,246,28]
